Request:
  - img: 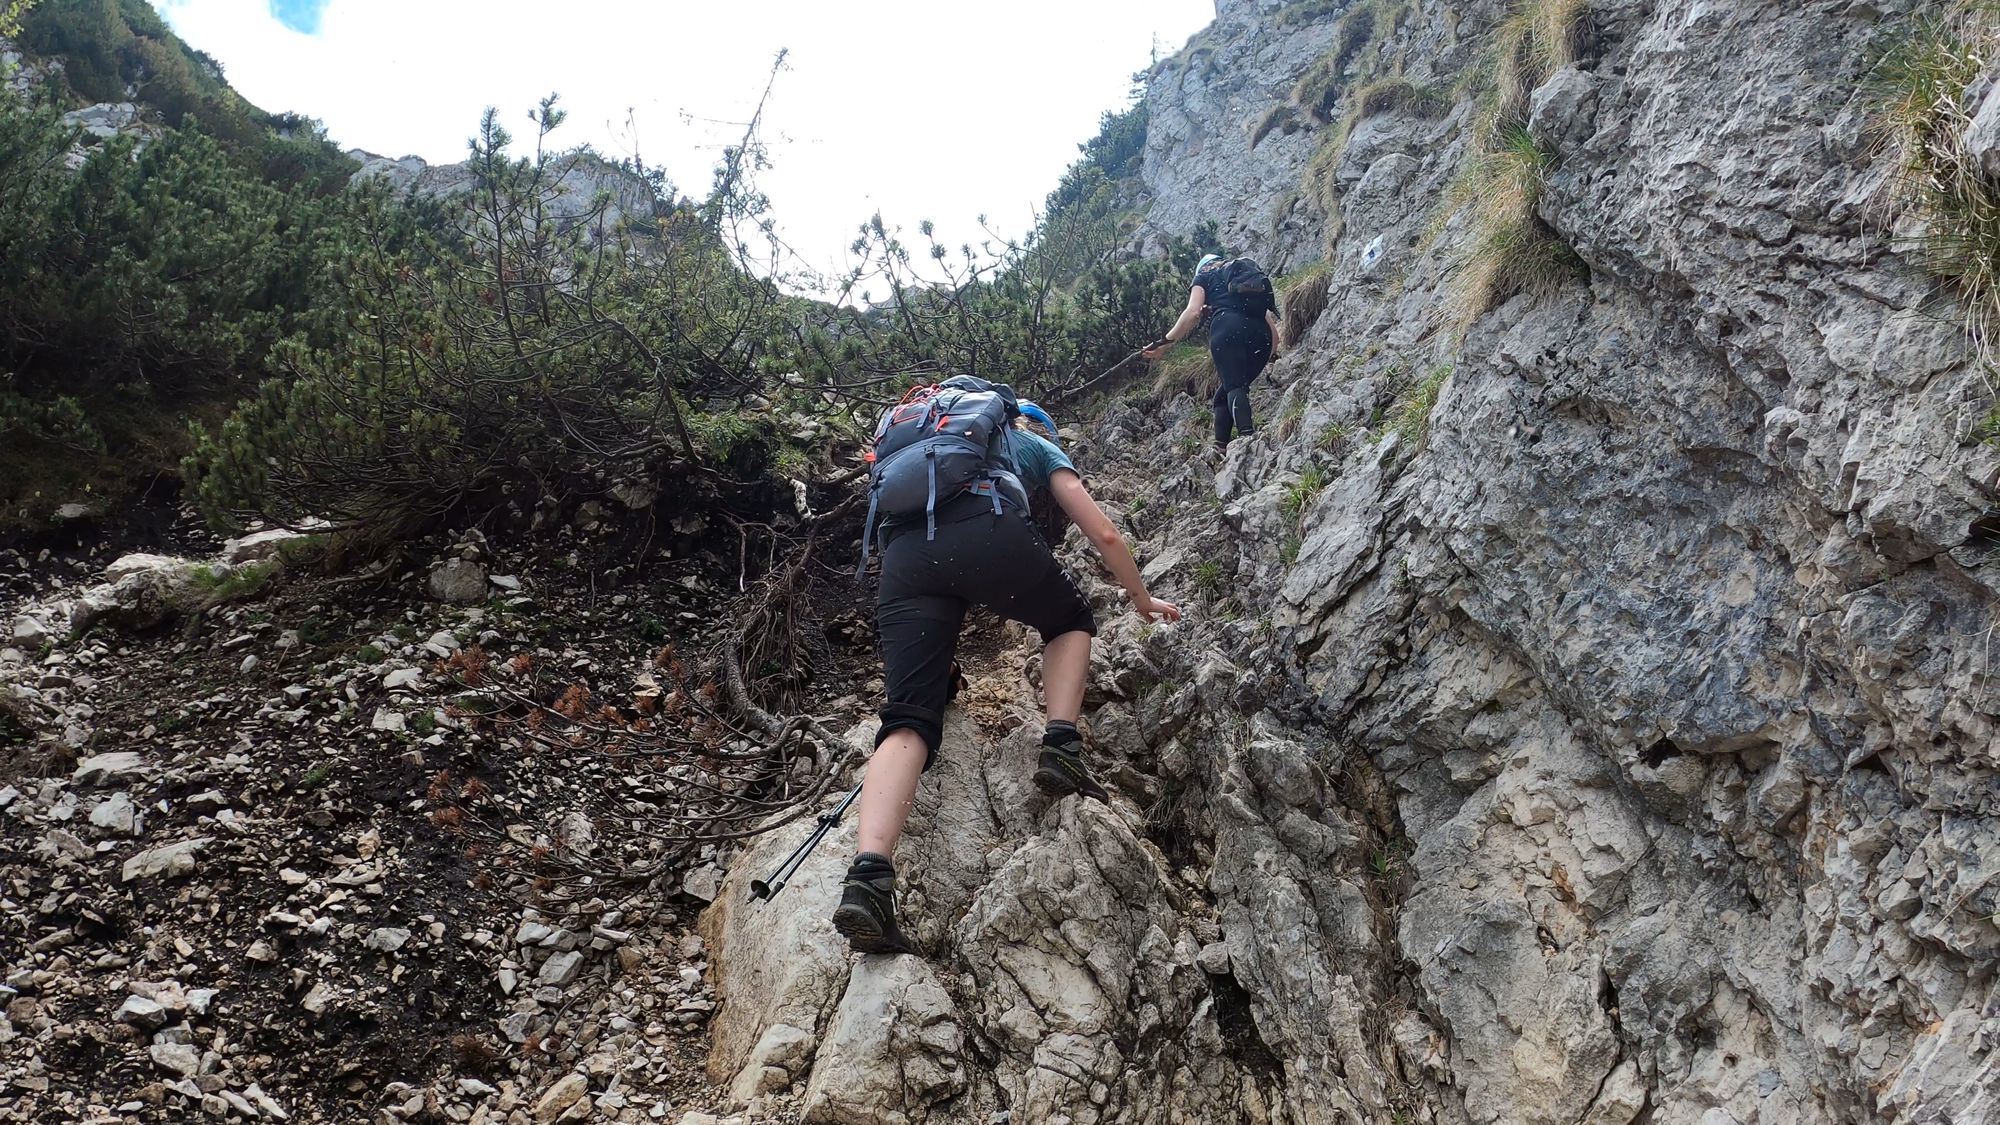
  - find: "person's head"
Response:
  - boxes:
[1016,400,1059,440]
[1195,253,1223,277]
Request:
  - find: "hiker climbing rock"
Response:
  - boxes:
[835,379,1180,954]
[1144,252,1283,454]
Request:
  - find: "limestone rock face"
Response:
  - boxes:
[346,147,657,240]
[705,0,2000,1121]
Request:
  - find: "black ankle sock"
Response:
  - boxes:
[848,852,895,879]
[1043,720,1081,749]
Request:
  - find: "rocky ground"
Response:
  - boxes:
[1,500,879,1124]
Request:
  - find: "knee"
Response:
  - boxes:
[876,703,943,768]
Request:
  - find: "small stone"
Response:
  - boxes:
[459,1078,498,1098]
[239,654,259,674]
[1196,941,1231,975]
[429,558,489,604]
[245,1084,289,1120]
[533,1073,589,1124]
[681,865,723,903]
[497,968,519,995]
[149,1042,201,1077]
[114,995,168,1029]
[364,927,412,953]
[246,940,278,963]
[371,708,406,733]
[538,950,585,987]
[383,668,423,691]
[122,839,207,882]
[74,751,148,786]
[89,792,138,835]
[301,982,333,1014]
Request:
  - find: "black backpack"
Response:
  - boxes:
[855,376,1029,573]
[1205,257,1272,316]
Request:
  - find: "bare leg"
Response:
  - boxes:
[855,730,929,858]
[1041,630,1091,724]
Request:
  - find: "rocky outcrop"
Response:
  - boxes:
[704,642,1439,1124]
[703,0,2000,1122]
[347,146,658,239]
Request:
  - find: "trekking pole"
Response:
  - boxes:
[1057,341,1169,404]
[748,782,863,902]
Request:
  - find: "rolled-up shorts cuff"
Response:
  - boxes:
[876,703,943,770]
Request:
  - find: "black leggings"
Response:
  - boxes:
[1210,310,1272,447]
[874,497,1097,761]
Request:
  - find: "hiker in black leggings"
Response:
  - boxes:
[833,417,1181,955]
[1144,253,1284,453]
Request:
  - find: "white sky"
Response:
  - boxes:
[150,0,1216,277]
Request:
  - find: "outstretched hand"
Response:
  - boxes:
[1141,343,1170,361]
[1131,594,1182,624]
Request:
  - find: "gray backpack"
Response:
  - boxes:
[856,376,1028,573]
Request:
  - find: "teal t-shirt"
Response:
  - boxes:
[1007,429,1076,489]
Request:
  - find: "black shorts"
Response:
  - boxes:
[874,494,1097,762]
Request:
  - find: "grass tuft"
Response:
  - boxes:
[1191,560,1225,602]
[1278,262,1334,347]
[1250,103,1300,148]
[1281,464,1330,525]
[1353,77,1451,121]
[1390,365,1453,448]
[1446,125,1584,331]
[1150,344,1214,405]
[1493,0,1593,134]
[191,560,278,604]
[1872,3,2000,368]
[1292,0,1412,122]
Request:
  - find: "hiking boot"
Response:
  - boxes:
[830,854,915,955]
[1032,731,1109,803]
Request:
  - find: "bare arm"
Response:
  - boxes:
[1050,470,1181,623]
[1266,308,1283,355]
[1143,286,1208,359]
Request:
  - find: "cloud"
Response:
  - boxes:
[147,0,1216,273]
[266,0,327,35]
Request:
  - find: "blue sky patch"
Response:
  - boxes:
[268,0,328,35]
